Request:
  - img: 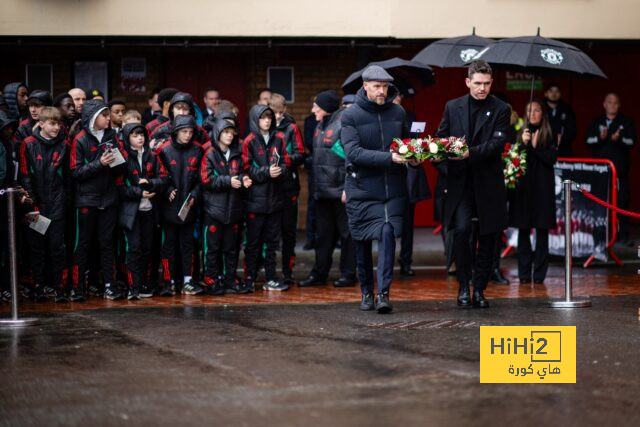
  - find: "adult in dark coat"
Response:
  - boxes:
[2,82,29,121]
[508,101,557,284]
[299,91,356,288]
[585,93,637,244]
[543,84,577,157]
[342,65,413,313]
[434,60,510,309]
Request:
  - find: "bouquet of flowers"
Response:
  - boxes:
[390,136,468,161]
[503,142,527,189]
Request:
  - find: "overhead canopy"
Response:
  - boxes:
[1,0,639,39]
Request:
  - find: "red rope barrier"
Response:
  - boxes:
[580,189,640,219]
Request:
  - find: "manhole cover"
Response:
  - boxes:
[367,320,480,330]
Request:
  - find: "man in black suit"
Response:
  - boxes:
[434,60,510,308]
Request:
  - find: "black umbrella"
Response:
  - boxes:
[473,29,606,78]
[341,57,435,95]
[471,29,606,123]
[412,28,494,68]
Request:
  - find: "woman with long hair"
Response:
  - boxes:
[509,100,558,284]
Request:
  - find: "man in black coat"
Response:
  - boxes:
[342,66,414,314]
[544,84,577,157]
[299,90,356,288]
[585,93,637,245]
[434,60,510,309]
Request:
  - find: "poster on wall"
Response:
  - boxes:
[121,58,146,93]
[506,161,611,261]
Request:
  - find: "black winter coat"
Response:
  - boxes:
[118,124,166,230]
[2,82,27,121]
[277,112,305,197]
[201,128,245,225]
[241,105,290,214]
[70,100,124,209]
[544,99,576,157]
[156,117,205,224]
[585,113,636,178]
[508,130,558,230]
[434,94,510,235]
[312,108,347,200]
[19,128,70,221]
[341,86,409,241]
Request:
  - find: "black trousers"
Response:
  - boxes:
[244,211,281,281]
[123,211,154,290]
[517,228,549,282]
[310,199,355,280]
[160,222,195,283]
[356,222,396,296]
[72,206,117,289]
[449,194,497,290]
[203,217,240,284]
[281,195,298,274]
[28,218,66,290]
[399,200,415,268]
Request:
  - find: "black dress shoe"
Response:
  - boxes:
[519,278,532,285]
[360,293,375,311]
[472,289,490,308]
[533,279,544,284]
[375,293,393,314]
[457,285,472,308]
[302,241,315,250]
[490,268,510,285]
[399,267,415,277]
[333,277,356,287]
[298,275,326,287]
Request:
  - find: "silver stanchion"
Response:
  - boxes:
[0,188,38,326]
[550,180,591,308]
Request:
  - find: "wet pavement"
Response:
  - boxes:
[1,295,639,426]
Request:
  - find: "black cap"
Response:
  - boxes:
[315,90,340,114]
[88,89,105,100]
[27,90,53,106]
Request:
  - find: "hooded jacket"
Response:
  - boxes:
[118,123,167,230]
[156,115,205,224]
[276,112,305,197]
[242,104,291,214]
[0,112,18,186]
[70,99,124,208]
[2,82,28,121]
[19,127,70,220]
[149,92,210,146]
[16,90,53,144]
[311,107,347,200]
[341,85,409,241]
[200,119,246,224]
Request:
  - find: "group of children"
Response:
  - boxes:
[0,83,306,302]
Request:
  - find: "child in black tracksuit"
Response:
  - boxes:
[156,115,205,296]
[242,105,291,291]
[70,99,125,301]
[119,123,166,300]
[269,94,306,285]
[200,119,252,295]
[19,107,70,302]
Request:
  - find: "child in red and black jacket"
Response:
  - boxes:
[242,105,291,292]
[119,123,166,300]
[19,107,70,302]
[200,119,252,295]
[269,93,306,285]
[150,92,210,148]
[146,87,179,148]
[16,91,53,147]
[156,115,205,296]
[69,99,126,301]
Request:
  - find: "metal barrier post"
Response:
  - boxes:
[550,180,591,308]
[0,188,38,326]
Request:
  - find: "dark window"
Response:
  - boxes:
[267,67,294,103]
[25,64,53,93]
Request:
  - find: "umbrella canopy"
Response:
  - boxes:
[412,28,494,68]
[341,57,435,95]
[472,30,606,78]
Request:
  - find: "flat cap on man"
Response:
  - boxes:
[362,65,394,82]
